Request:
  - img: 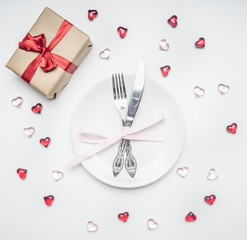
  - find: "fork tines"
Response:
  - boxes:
[112,73,126,100]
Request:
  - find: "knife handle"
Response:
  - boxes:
[125,139,137,178]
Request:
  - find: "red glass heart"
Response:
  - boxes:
[88,10,98,21]
[117,26,128,38]
[205,194,216,205]
[185,212,197,222]
[31,103,42,114]
[160,65,171,77]
[40,137,51,147]
[118,212,129,222]
[167,15,177,27]
[17,168,27,179]
[227,123,237,134]
[195,37,205,48]
[44,195,54,206]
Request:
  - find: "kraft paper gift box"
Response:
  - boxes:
[6,7,93,99]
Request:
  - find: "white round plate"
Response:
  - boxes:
[71,75,185,188]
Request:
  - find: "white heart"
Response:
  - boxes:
[177,167,189,177]
[207,168,218,181]
[159,39,169,51]
[12,96,23,108]
[148,218,159,230]
[23,127,35,137]
[87,221,98,232]
[51,170,64,181]
[218,83,229,94]
[99,48,111,59]
[193,86,205,97]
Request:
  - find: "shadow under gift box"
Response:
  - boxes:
[6,7,93,99]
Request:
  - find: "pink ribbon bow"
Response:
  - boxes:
[68,112,165,168]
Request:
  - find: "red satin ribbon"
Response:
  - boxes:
[19,20,78,83]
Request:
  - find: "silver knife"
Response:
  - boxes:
[124,62,145,177]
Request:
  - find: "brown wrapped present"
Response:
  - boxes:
[6,7,92,99]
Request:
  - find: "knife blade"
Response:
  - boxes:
[126,62,145,127]
[124,62,145,177]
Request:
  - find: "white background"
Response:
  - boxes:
[1,0,247,239]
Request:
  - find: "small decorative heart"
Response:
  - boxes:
[118,212,129,222]
[40,137,51,148]
[204,194,216,205]
[159,39,170,51]
[44,195,54,206]
[177,167,189,177]
[23,127,35,137]
[185,212,197,222]
[147,218,159,230]
[99,48,111,59]
[87,221,98,232]
[31,103,42,114]
[17,168,27,179]
[51,170,63,181]
[167,15,177,27]
[218,83,230,95]
[117,26,128,38]
[12,96,23,108]
[88,10,98,21]
[193,86,205,97]
[195,37,205,48]
[160,65,171,77]
[227,123,237,134]
[207,168,218,181]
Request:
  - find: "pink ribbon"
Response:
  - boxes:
[67,112,165,168]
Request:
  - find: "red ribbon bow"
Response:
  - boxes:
[19,20,77,83]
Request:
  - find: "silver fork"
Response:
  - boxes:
[112,73,128,177]
[112,74,137,178]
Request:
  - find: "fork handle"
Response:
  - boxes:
[112,139,125,177]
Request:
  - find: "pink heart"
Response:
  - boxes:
[218,83,229,95]
[193,86,205,97]
[147,218,159,230]
[23,127,35,137]
[99,48,111,59]
[12,96,23,108]
[159,39,169,51]
[87,221,98,232]
[177,167,189,177]
[207,168,218,181]
[51,170,64,181]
